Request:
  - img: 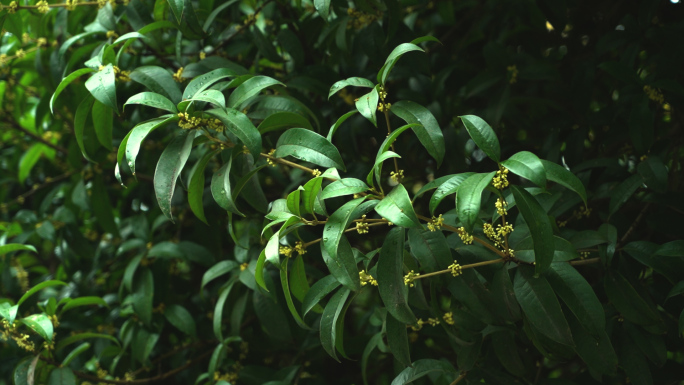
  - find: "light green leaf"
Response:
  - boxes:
[280,259,312,330]
[378,227,417,324]
[18,280,67,306]
[125,92,178,113]
[302,177,323,215]
[428,172,474,215]
[228,75,284,109]
[390,101,445,166]
[188,149,219,224]
[164,304,197,336]
[213,279,237,341]
[456,172,496,233]
[320,287,350,362]
[321,178,369,200]
[18,144,44,184]
[370,123,422,187]
[50,68,96,113]
[275,127,345,171]
[167,0,183,23]
[302,275,340,317]
[459,115,500,162]
[511,185,554,274]
[0,244,37,255]
[609,174,644,217]
[124,116,177,175]
[314,0,331,20]
[375,184,422,228]
[85,64,118,112]
[154,131,195,221]
[378,43,424,85]
[211,159,243,216]
[129,66,183,104]
[541,160,587,206]
[501,151,546,187]
[183,68,237,100]
[205,108,261,157]
[355,86,379,127]
[328,77,375,99]
[60,297,108,314]
[21,313,54,341]
[73,95,96,162]
[191,89,225,107]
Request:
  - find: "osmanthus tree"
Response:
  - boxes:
[1,0,683,384]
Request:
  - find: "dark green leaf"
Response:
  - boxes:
[514,266,574,346]
[355,86,379,127]
[608,174,644,217]
[201,260,238,290]
[320,287,350,362]
[459,115,500,162]
[211,159,243,216]
[154,131,195,220]
[390,101,445,166]
[164,304,197,336]
[604,271,660,326]
[501,151,546,187]
[50,68,96,113]
[327,110,357,141]
[124,116,177,175]
[275,127,345,170]
[167,0,183,23]
[456,172,496,233]
[492,331,526,377]
[408,228,453,273]
[85,64,118,112]
[188,149,219,224]
[637,157,668,193]
[321,235,362,292]
[280,259,312,330]
[378,227,417,324]
[129,66,183,104]
[183,68,237,99]
[258,111,313,134]
[511,185,554,274]
[60,297,108,314]
[378,43,424,85]
[74,95,96,162]
[321,178,369,200]
[213,279,237,341]
[328,77,375,99]
[428,173,474,215]
[391,359,457,385]
[205,108,261,157]
[92,101,113,149]
[375,184,422,228]
[540,160,587,206]
[303,275,340,317]
[567,314,617,377]
[228,76,284,109]
[302,177,323,215]
[386,313,411,368]
[125,92,178,113]
[18,280,67,306]
[47,367,77,385]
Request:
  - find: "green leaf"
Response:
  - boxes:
[183,68,237,100]
[167,0,183,23]
[378,43,424,85]
[213,279,237,341]
[655,240,684,257]
[328,77,375,99]
[188,149,219,224]
[302,275,341,317]
[228,75,284,109]
[191,89,226,107]
[492,331,526,377]
[211,159,243,216]
[541,160,587,206]
[0,244,37,255]
[205,108,261,157]
[378,227,417,324]
[511,185,555,274]
[375,184,422,228]
[289,254,310,302]
[501,151,546,187]
[18,280,67,306]
[386,313,412,368]
[362,333,383,385]
[255,249,268,291]
[286,187,303,217]
[390,359,457,385]
[608,174,644,217]
[132,268,154,326]
[456,172,496,233]
[50,68,96,113]
[390,101,445,166]
[410,36,442,45]
[280,259,312,330]
[60,297,108,314]
[201,260,238,290]
[74,95,96,162]
[314,0,331,20]
[61,343,90,367]
[129,66,183,104]
[459,115,501,162]
[368,151,402,188]
[55,332,120,351]
[258,111,313,134]
[18,144,44,184]
[604,271,660,326]
[619,332,653,385]
[85,64,118,112]
[202,0,239,30]
[514,266,574,346]
[355,86,379,127]
[371,123,422,187]
[164,304,197,337]
[124,116,177,175]
[320,287,350,362]
[47,367,77,385]
[21,313,54,341]
[637,157,668,193]
[92,101,113,150]
[275,127,345,171]
[125,92,178,113]
[321,178,369,200]
[91,174,119,236]
[302,177,323,215]
[327,110,358,141]
[546,263,604,338]
[567,315,617,376]
[428,173,474,215]
[154,131,195,221]
[514,236,579,263]
[624,322,666,367]
[408,229,453,273]
[321,235,362,292]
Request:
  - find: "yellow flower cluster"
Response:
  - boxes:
[580,251,590,259]
[457,227,473,245]
[311,169,322,177]
[643,85,665,105]
[173,67,184,82]
[106,30,119,39]
[177,113,224,131]
[574,205,592,219]
[483,222,514,250]
[507,65,519,84]
[448,261,462,277]
[378,86,388,101]
[266,149,277,166]
[359,270,377,286]
[442,312,455,325]
[7,1,18,13]
[355,221,369,234]
[495,197,508,216]
[65,0,78,11]
[294,241,307,255]
[15,49,26,59]
[98,65,131,82]
[279,246,293,258]
[346,8,382,30]
[377,102,392,112]
[410,317,440,331]
[492,166,509,189]
[240,262,249,271]
[279,242,307,258]
[427,214,444,232]
[390,169,404,183]
[1,320,36,352]
[36,0,49,13]
[403,270,420,287]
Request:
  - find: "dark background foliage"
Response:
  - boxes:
[1,0,683,384]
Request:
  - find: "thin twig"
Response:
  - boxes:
[449,372,467,385]
[4,120,68,155]
[617,203,651,248]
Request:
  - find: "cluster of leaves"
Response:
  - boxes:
[1,0,684,385]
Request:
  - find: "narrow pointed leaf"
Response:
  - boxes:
[378,227,417,324]
[129,66,183,104]
[228,76,284,109]
[511,185,554,274]
[375,184,422,228]
[205,108,261,157]
[124,116,176,175]
[390,101,444,166]
[459,115,500,162]
[154,131,195,220]
[85,64,118,111]
[50,68,96,113]
[501,151,546,187]
[541,160,587,206]
[428,172,474,215]
[125,92,178,113]
[355,87,379,127]
[188,149,219,224]
[275,127,345,170]
[320,287,350,362]
[456,172,496,233]
[386,313,412,368]
[321,178,369,200]
[328,77,375,99]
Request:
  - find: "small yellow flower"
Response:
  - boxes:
[240,262,249,271]
[359,270,377,286]
[355,221,369,234]
[457,227,473,245]
[492,166,509,190]
[106,30,119,39]
[15,49,26,59]
[65,0,78,10]
[495,197,508,216]
[7,1,18,13]
[279,246,293,258]
[311,169,322,177]
[294,241,307,256]
[390,169,404,183]
[427,214,444,232]
[443,312,455,325]
[266,149,277,166]
[403,270,420,287]
[36,0,50,13]
[36,38,47,47]
[448,261,462,277]
[199,51,206,60]
[173,67,184,82]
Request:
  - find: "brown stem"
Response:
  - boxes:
[568,257,600,266]
[301,222,390,248]
[260,152,315,175]
[412,259,504,281]
[450,372,467,385]
[383,109,400,175]
[415,214,508,258]
[4,120,68,155]
[207,1,273,55]
[617,203,651,248]
[3,172,75,207]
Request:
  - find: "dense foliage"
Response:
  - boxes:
[1,0,683,384]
